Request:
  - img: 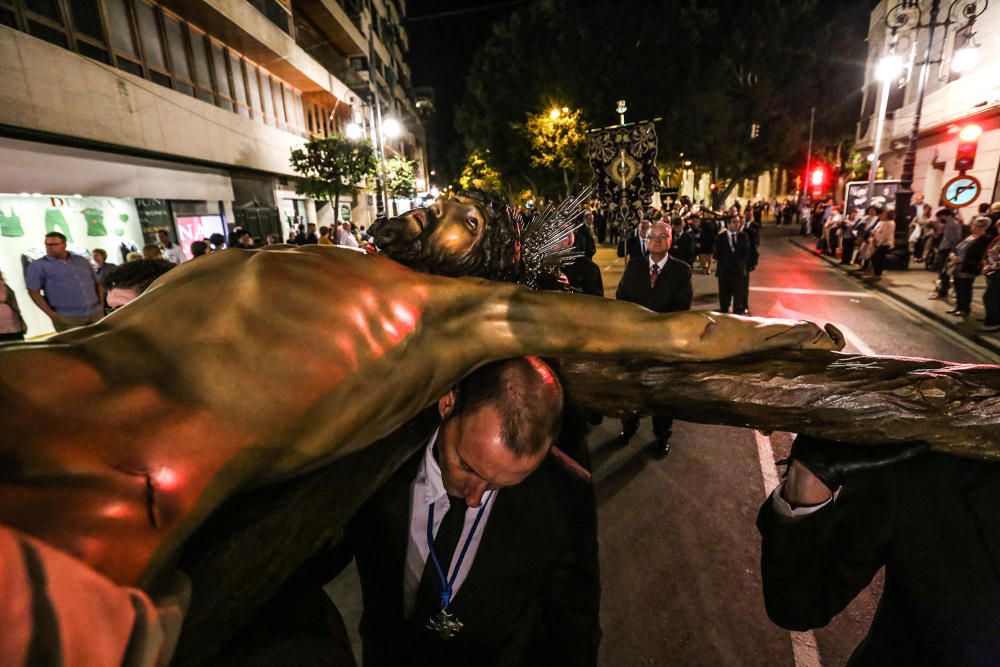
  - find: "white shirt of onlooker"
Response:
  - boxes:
[337,225,359,248]
[160,243,186,264]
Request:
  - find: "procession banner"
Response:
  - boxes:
[588,121,661,235]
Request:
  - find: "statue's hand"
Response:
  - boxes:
[762,320,845,352]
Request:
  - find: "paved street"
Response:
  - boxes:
[329,225,998,666]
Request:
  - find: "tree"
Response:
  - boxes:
[459,150,503,193]
[457,0,869,208]
[289,135,378,218]
[521,106,588,198]
[384,156,417,214]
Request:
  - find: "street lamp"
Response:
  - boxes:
[883,0,989,269]
[382,117,403,139]
[875,53,905,81]
[549,107,561,120]
[345,122,364,140]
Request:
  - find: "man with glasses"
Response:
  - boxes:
[25,232,103,332]
[614,221,693,456]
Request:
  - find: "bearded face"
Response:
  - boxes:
[372,195,501,277]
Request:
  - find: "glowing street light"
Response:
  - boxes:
[549,107,561,120]
[951,44,980,73]
[875,53,904,82]
[345,122,364,140]
[382,117,403,139]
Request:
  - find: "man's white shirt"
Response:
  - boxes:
[161,244,186,264]
[403,430,497,617]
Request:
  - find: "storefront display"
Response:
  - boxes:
[0,193,143,337]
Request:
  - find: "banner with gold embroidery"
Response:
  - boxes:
[587,122,661,235]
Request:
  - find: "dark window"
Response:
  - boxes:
[69,0,104,40]
[27,19,67,47]
[24,0,60,21]
[77,40,110,63]
[135,1,166,70]
[0,6,18,28]
[104,0,138,56]
[116,57,143,76]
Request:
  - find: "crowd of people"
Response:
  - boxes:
[804,195,1000,332]
[0,217,377,341]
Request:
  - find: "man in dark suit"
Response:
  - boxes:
[757,435,1000,665]
[615,221,693,456]
[669,216,697,267]
[714,216,751,314]
[624,218,652,262]
[742,217,761,315]
[326,358,600,666]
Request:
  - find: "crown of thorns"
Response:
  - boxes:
[457,188,591,289]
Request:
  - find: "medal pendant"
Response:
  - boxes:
[427,608,464,639]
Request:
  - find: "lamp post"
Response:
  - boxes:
[882,0,988,269]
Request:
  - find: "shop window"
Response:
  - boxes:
[228,50,250,118]
[209,40,233,111]
[69,0,104,41]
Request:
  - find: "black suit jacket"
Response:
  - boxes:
[672,230,697,266]
[757,454,1000,665]
[714,231,750,277]
[616,255,692,313]
[624,231,647,262]
[341,442,601,666]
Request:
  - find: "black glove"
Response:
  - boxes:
[779,434,929,491]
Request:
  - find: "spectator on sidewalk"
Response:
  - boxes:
[91,248,117,287]
[911,204,934,262]
[0,269,28,342]
[947,217,992,318]
[839,209,860,265]
[865,209,896,282]
[318,226,334,246]
[930,209,964,301]
[25,232,103,332]
[981,234,1000,332]
[697,214,718,274]
[157,230,186,265]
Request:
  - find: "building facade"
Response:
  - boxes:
[0,0,427,335]
[855,0,1000,210]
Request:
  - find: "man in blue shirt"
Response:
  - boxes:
[25,232,103,332]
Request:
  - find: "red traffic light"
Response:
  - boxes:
[810,167,826,187]
[710,182,717,190]
[955,124,982,172]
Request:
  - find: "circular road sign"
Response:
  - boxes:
[942,174,982,208]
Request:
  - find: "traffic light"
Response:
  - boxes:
[810,167,826,187]
[955,123,982,172]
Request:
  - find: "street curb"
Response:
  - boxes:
[787,238,1000,357]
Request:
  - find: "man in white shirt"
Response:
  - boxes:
[336,222,360,248]
[319,357,600,665]
[157,230,187,264]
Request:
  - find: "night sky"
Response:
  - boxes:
[406,1,522,181]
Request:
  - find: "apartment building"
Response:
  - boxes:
[855,0,1000,209]
[0,0,427,335]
